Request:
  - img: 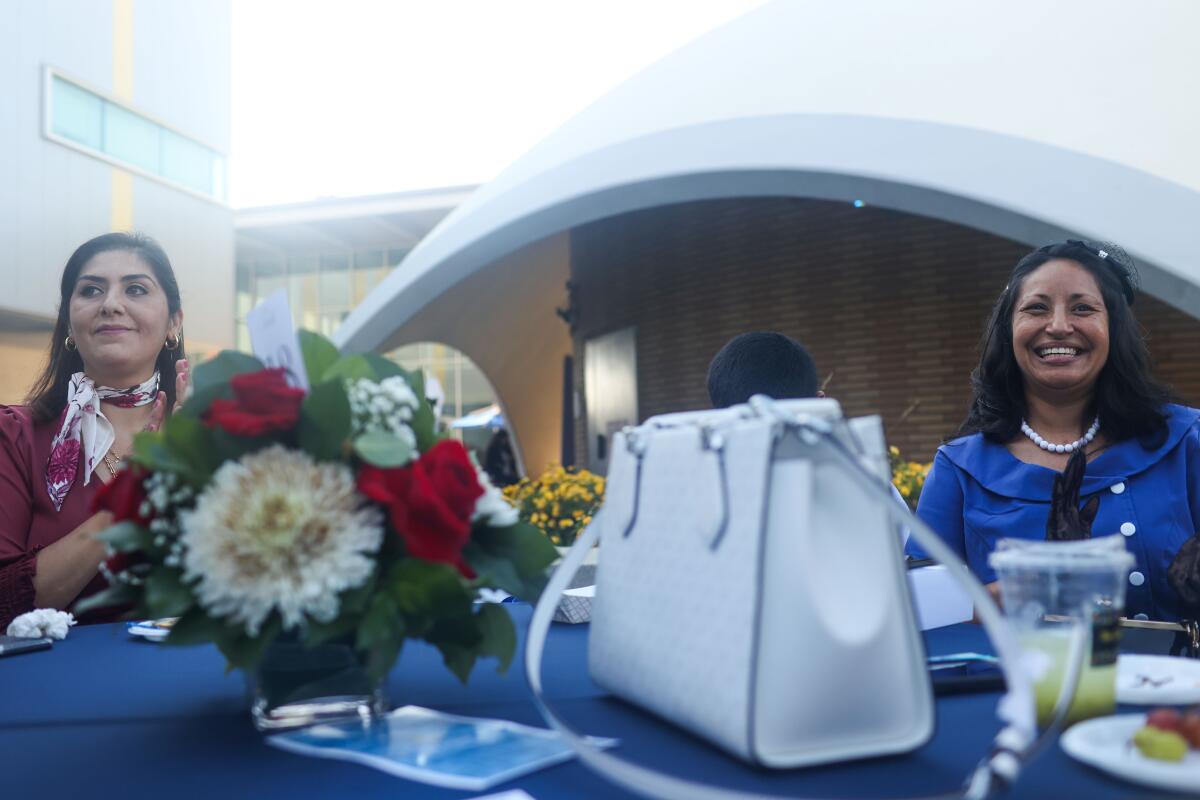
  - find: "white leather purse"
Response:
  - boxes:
[527,397,1077,799]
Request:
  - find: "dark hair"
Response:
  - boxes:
[707,331,819,408]
[26,232,186,424]
[958,240,1171,445]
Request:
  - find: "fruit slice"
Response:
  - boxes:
[1178,712,1200,749]
[1147,708,1183,733]
[1133,726,1189,762]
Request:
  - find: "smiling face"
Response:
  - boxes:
[1011,258,1109,399]
[67,249,182,386]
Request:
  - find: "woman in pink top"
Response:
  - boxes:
[0,233,189,628]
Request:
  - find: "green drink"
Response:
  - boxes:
[990,537,1133,728]
[1020,628,1117,727]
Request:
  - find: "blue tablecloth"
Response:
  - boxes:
[0,605,1173,799]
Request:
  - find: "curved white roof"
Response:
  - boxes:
[339,0,1200,353]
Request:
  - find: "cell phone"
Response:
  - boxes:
[0,635,53,657]
[929,653,1006,695]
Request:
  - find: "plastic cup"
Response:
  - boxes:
[989,536,1134,727]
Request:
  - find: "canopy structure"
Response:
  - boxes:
[337,0,1200,475]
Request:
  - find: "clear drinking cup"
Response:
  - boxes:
[988,536,1135,727]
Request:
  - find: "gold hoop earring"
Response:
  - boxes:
[64,335,76,352]
[165,333,180,351]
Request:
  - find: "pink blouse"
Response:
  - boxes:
[0,405,113,628]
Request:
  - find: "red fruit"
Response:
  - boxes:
[1147,708,1183,733]
[1179,713,1200,749]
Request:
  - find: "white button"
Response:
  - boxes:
[1129,571,1145,587]
[1120,522,1136,536]
[1111,482,1126,494]
[1134,613,1150,621]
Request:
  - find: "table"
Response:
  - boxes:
[0,605,1177,799]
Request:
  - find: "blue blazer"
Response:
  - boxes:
[906,404,1200,621]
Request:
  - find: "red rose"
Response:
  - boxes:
[92,464,152,525]
[203,367,306,437]
[358,440,484,578]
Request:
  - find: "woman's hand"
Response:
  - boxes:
[144,359,189,433]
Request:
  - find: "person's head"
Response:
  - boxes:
[706,331,819,408]
[27,232,186,423]
[960,240,1170,443]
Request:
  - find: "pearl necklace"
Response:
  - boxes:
[1020,416,1100,454]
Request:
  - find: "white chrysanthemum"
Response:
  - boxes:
[181,445,384,636]
[472,469,519,528]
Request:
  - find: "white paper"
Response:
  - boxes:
[907,565,973,630]
[246,289,309,390]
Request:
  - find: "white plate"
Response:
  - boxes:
[1117,655,1200,705]
[1061,713,1200,794]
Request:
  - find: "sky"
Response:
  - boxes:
[230,0,765,209]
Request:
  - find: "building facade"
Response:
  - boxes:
[0,0,234,403]
[234,187,500,423]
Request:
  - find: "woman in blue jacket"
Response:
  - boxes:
[908,240,1200,622]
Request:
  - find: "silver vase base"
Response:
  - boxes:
[251,694,385,733]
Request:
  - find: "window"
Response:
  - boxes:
[45,69,227,203]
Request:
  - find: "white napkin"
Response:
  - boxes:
[6,608,76,640]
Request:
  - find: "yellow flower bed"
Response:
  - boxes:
[502,463,605,546]
[889,445,931,510]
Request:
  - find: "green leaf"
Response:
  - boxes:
[215,615,281,673]
[73,583,140,616]
[298,329,340,385]
[353,431,413,467]
[298,380,352,461]
[302,614,360,649]
[409,402,438,454]
[363,353,405,380]
[306,572,380,648]
[130,433,209,489]
[143,569,195,617]
[356,593,406,683]
[95,520,153,553]
[475,603,517,673]
[461,543,526,597]
[427,613,484,684]
[208,427,275,462]
[182,351,263,416]
[386,559,473,621]
[465,522,558,600]
[161,413,220,479]
[180,382,229,419]
[322,354,378,383]
[164,607,233,646]
[437,643,476,684]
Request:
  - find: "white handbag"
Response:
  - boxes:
[527,396,1072,799]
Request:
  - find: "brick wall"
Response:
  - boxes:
[570,198,1200,463]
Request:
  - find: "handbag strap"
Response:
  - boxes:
[525,397,1090,799]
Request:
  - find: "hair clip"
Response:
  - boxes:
[1097,249,1109,260]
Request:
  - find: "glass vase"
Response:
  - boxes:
[247,636,387,732]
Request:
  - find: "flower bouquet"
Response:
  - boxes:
[78,332,558,729]
[888,445,931,510]
[502,463,605,547]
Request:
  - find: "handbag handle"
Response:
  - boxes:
[618,423,732,549]
[525,397,1090,799]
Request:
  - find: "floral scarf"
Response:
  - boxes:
[46,372,159,511]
